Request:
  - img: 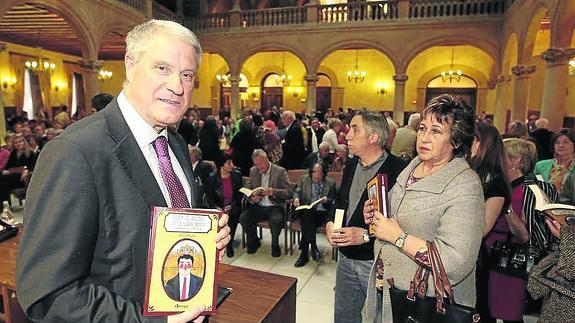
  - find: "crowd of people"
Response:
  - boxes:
[4,18,574,323]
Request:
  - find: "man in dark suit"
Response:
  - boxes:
[279,110,307,169]
[164,254,204,301]
[16,20,230,323]
[240,149,293,257]
[306,117,325,154]
[302,142,334,170]
[530,117,554,160]
[189,146,215,185]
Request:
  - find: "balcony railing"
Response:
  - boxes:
[409,0,507,18]
[184,0,510,32]
[115,0,147,15]
[319,1,398,23]
[241,7,306,27]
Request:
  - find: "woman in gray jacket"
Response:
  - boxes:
[363,94,485,322]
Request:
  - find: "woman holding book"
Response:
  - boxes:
[292,161,336,267]
[362,94,485,322]
[469,121,511,322]
[534,128,575,192]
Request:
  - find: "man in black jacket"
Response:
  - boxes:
[306,117,325,154]
[326,110,407,323]
[279,110,307,169]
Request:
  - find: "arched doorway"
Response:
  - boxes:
[425,74,477,112]
[261,73,283,109]
[316,73,332,112]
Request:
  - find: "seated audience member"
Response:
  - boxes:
[209,154,243,258]
[189,146,214,186]
[530,118,554,160]
[53,105,71,128]
[391,113,420,161]
[0,134,37,203]
[292,161,336,267]
[303,142,334,170]
[330,144,348,172]
[91,93,114,112]
[0,135,13,171]
[240,149,293,257]
[534,128,575,192]
[322,117,342,154]
[26,135,41,154]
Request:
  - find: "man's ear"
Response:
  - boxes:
[125,54,136,84]
[369,132,379,145]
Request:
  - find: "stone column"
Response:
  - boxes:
[540,48,575,130]
[493,75,512,133]
[229,76,241,119]
[304,74,318,115]
[79,59,102,115]
[393,74,408,125]
[510,65,536,123]
[0,43,6,143]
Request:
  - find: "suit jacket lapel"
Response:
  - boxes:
[168,130,198,207]
[104,99,166,208]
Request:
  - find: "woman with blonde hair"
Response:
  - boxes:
[0,134,37,203]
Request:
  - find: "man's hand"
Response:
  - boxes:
[363,199,375,225]
[249,194,263,204]
[167,305,205,323]
[292,198,300,207]
[264,187,274,196]
[546,218,561,239]
[216,213,231,261]
[330,227,366,247]
[321,196,328,203]
[326,221,335,246]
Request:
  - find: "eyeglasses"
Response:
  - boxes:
[178,263,192,270]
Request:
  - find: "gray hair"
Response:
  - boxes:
[188,145,202,159]
[355,110,390,150]
[535,118,548,129]
[125,20,202,71]
[282,111,295,122]
[407,113,421,128]
[252,148,268,160]
[319,142,330,150]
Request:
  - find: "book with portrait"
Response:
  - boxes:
[528,184,575,226]
[366,173,390,234]
[144,207,222,316]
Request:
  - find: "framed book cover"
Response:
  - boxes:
[366,173,389,235]
[144,207,221,316]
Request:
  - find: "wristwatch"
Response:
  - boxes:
[362,229,370,243]
[394,232,408,250]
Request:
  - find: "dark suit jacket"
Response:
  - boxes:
[329,154,407,261]
[294,175,336,208]
[279,121,307,170]
[302,152,334,170]
[306,127,325,153]
[16,99,199,322]
[248,163,293,207]
[193,160,215,185]
[531,128,554,161]
[164,273,203,301]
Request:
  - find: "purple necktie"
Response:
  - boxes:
[153,136,190,208]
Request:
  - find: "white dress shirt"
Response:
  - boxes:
[117,91,192,207]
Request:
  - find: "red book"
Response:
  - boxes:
[366,173,390,234]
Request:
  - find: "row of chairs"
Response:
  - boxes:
[240,170,344,261]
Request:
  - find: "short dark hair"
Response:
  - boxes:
[178,254,194,264]
[422,94,475,159]
[308,161,328,180]
[550,128,575,154]
[91,93,114,111]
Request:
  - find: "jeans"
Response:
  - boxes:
[334,253,373,323]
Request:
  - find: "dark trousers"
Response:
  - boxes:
[240,205,284,247]
[297,209,327,247]
[228,204,241,243]
[0,174,25,204]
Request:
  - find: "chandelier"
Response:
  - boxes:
[25,57,56,74]
[216,73,230,86]
[99,69,113,81]
[347,50,366,83]
[440,47,462,83]
[275,52,292,87]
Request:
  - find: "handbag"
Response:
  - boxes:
[388,241,480,323]
[489,232,542,280]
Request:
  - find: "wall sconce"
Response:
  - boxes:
[25,58,56,75]
[247,87,259,101]
[2,76,17,90]
[569,59,575,76]
[288,87,302,98]
[376,82,389,95]
[99,69,113,81]
[216,73,230,86]
[53,81,66,92]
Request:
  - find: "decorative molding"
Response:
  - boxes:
[228,75,240,85]
[495,74,512,83]
[511,65,536,77]
[393,74,408,83]
[0,43,7,52]
[540,48,575,65]
[78,59,102,71]
[304,74,319,84]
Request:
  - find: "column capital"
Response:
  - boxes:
[228,75,240,85]
[79,59,102,71]
[541,47,575,66]
[0,43,7,52]
[495,74,512,83]
[393,74,408,83]
[511,65,536,77]
[304,74,319,83]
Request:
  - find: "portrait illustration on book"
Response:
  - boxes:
[162,239,206,302]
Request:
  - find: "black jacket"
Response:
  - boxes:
[330,154,407,260]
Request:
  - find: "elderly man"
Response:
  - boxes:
[307,117,326,154]
[302,141,334,170]
[391,112,420,161]
[326,110,407,322]
[16,20,230,323]
[240,149,292,257]
[279,110,307,169]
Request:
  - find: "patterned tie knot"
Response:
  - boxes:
[153,136,169,158]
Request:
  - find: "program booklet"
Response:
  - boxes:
[144,207,221,316]
[528,184,575,226]
[366,173,390,235]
